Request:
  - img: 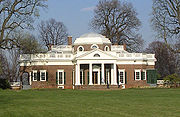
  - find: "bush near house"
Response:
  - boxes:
[0,79,11,89]
[164,73,180,88]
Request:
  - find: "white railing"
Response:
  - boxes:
[111,45,124,51]
[20,53,73,61]
[51,45,72,52]
[118,53,155,59]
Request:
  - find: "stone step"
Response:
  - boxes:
[22,85,31,90]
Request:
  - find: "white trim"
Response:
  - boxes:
[104,46,110,51]
[118,69,125,84]
[77,46,84,52]
[135,69,141,80]
[40,70,46,81]
[58,86,64,89]
[91,44,99,49]
[80,69,84,85]
[32,70,37,81]
[57,69,64,85]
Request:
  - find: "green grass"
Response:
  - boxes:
[0,88,180,117]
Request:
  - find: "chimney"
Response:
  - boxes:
[123,42,126,51]
[48,44,52,51]
[68,36,72,45]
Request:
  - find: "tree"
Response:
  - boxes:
[90,0,143,52]
[38,18,68,50]
[145,41,178,79]
[0,32,43,81]
[0,0,47,49]
[151,0,180,52]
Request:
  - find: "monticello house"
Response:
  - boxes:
[19,33,157,89]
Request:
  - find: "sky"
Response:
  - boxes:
[36,0,155,46]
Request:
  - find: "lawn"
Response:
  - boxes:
[0,88,180,117]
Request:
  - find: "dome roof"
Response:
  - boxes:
[74,32,111,45]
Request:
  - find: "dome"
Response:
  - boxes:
[74,32,111,45]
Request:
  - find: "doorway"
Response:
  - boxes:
[92,71,98,84]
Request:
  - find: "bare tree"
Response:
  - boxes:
[151,0,180,52]
[0,0,47,49]
[38,18,68,50]
[145,41,178,79]
[90,0,143,52]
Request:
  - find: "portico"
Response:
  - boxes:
[75,61,117,86]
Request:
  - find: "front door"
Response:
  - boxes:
[92,71,98,84]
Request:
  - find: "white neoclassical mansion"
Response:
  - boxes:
[20,33,157,89]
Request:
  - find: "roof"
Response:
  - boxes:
[74,32,111,45]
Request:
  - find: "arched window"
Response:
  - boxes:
[94,54,100,57]
[91,44,99,49]
[78,46,84,52]
[104,46,110,51]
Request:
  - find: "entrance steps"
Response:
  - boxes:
[75,85,123,90]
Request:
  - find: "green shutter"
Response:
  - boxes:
[64,72,66,84]
[83,71,85,85]
[37,72,40,81]
[134,71,135,80]
[100,71,102,84]
[31,72,33,81]
[56,72,58,84]
[88,72,89,84]
[117,70,119,83]
[141,72,143,80]
[46,72,48,81]
[125,72,127,84]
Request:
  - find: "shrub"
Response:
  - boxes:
[164,74,180,88]
[0,79,11,89]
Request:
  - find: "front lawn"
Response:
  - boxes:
[0,88,180,117]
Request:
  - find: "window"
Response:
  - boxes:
[118,69,125,84]
[57,70,65,85]
[142,70,146,80]
[33,70,37,81]
[135,69,141,80]
[40,70,46,81]
[78,46,84,51]
[104,46,109,51]
[94,54,100,57]
[91,44,99,49]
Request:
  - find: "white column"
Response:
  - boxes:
[75,64,80,85]
[113,63,117,85]
[89,63,93,85]
[101,63,105,85]
[111,64,114,85]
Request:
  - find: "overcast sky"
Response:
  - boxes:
[36,0,156,45]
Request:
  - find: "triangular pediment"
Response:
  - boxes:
[76,49,117,60]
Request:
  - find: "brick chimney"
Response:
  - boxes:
[47,44,52,51]
[68,36,72,45]
[123,42,126,51]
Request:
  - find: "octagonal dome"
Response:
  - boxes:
[74,32,111,45]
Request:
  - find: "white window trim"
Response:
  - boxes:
[40,70,46,81]
[118,69,125,84]
[91,44,99,49]
[32,70,37,81]
[80,69,84,85]
[142,70,146,80]
[77,46,84,52]
[135,69,141,80]
[57,70,64,85]
[104,46,110,51]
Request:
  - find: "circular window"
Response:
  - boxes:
[91,44,99,49]
[78,46,84,51]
